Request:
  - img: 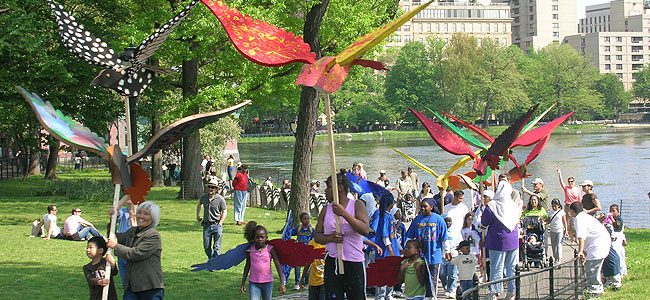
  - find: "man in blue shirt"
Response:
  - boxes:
[406,198,448,299]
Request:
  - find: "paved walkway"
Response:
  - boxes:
[276,241,580,300]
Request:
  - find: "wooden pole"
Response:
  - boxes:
[324,93,344,274]
[123,96,132,154]
[102,184,121,300]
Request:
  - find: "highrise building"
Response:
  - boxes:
[493,0,577,51]
[386,0,513,48]
[564,0,650,114]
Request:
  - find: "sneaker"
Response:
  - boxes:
[293,284,300,291]
[392,291,404,298]
[444,292,455,298]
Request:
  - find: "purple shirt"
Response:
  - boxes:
[481,206,519,251]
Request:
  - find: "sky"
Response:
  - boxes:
[577,0,612,19]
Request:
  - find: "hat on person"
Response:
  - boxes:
[457,240,471,250]
[205,177,220,187]
[532,178,544,185]
[379,170,386,175]
[579,180,594,187]
[482,190,495,199]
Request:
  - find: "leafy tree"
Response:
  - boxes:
[443,33,482,118]
[595,73,632,119]
[334,68,398,130]
[633,65,650,100]
[385,38,447,119]
[474,38,528,126]
[520,43,602,119]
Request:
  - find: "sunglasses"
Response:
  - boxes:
[75,210,82,213]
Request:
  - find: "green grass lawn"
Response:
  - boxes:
[1,171,648,299]
[600,228,650,299]
[0,172,295,299]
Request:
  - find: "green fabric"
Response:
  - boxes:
[521,105,554,135]
[402,258,426,298]
[521,208,547,218]
[431,110,487,150]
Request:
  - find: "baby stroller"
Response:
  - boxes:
[520,216,548,269]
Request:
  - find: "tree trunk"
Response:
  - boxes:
[44,137,59,179]
[28,148,41,176]
[482,93,493,128]
[288,0,330,222]
[151,117,164,187]
[178,39,204,199]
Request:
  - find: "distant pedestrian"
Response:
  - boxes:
[570,202,610,298]
[226,155,236,181]
[556,168,581,241]
[197,179,227,258]
[579,180,601,215]
[523,178,549,210]
[547,198,568,263]
[233,165,249,225]
[407,167,419,198]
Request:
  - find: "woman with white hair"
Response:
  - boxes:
[480,177,520,300]
[108,201,164,299]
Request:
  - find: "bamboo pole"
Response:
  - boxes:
[324,93,344,274]
[102,184,121,300]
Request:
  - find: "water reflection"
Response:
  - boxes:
[240,127,650,228]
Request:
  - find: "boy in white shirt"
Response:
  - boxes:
[451,240,478,296]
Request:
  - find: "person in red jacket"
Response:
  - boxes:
[233,165,249,225]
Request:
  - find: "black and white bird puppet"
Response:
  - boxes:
[46,0,199,97]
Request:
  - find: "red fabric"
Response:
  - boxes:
[351,59,387,70]
[474,105,538,175]
[409,108,476,158]
[201,0,316,67]
[511,112,575,148]
[232,171,248,191]
[442,112,494,143]
[267,239,325,267]
[123,163,151,205]
[296,56,351,93]
[366,256,404,287]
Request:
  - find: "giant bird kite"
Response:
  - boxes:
[400,105,575,186]
[47,0,200,97]
[17,86,249,203]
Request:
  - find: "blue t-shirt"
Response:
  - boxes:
[291,225,315,244]
[395,221,407,250]
[406,213,448,265]
[374,212,401,257]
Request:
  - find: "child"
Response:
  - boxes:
[290,212,315,290]
[241,221,286,300]
[398,240,427,300]
[83,236,117,300]
[451,240,479,296]
[547,198,568,263]
[461,212,483,282]
[376,200,401,299]
[405,199,448,298]
[300,240,326,300]
[392,208,407,297]
[609,208,628,276]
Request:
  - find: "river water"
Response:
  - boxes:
[240,127,650,228]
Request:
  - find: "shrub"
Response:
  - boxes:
[36,178,114,201]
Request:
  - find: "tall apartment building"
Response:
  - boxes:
[493,0,577,51]
[386,0,513,48]
[564,0,650,114]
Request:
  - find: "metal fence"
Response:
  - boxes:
[0,157,26,180]
[57,156,107,170]
[460,251,586,300]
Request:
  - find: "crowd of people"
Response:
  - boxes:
[32,154,637,300]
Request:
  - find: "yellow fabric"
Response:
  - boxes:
[308,259,325,286]
[334,1,434,66]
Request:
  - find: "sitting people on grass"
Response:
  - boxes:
[64,208,102,241]
[42,204,63,240]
